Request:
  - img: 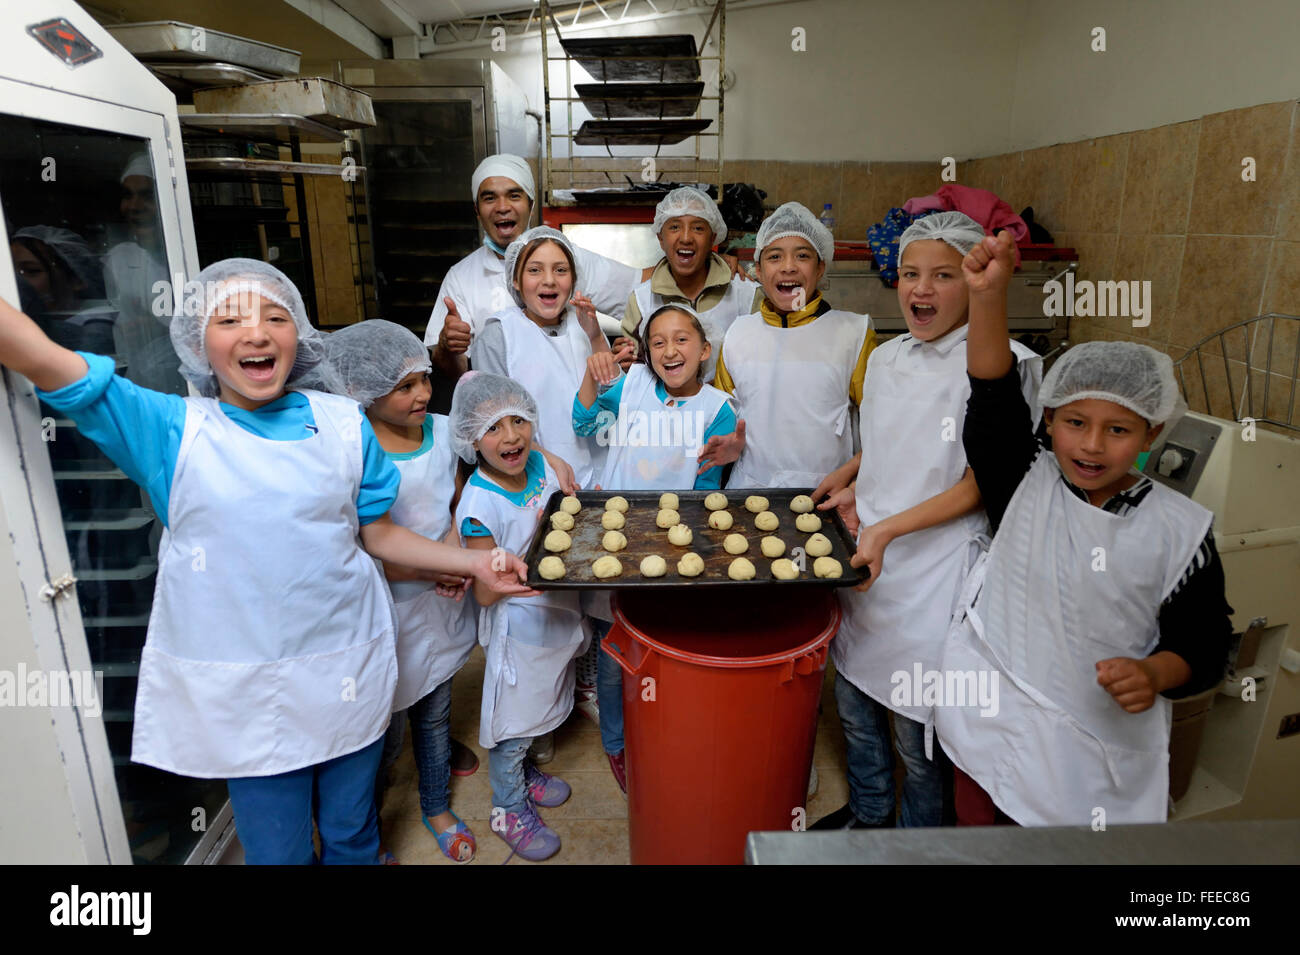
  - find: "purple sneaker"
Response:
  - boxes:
[495,804,561,862]
[525,761,572,808]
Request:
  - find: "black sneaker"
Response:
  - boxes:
[809,803,893,830]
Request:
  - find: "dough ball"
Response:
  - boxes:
[601,511,626,530]
[790,495,815,514]
[727,557,756,581]
[602,530,628,552]
[544,530,571,553]
[639,555,668,578]
[667,523,693,546]
[592,556,623,579]
[605,495,629,513]
[771,558,799,580]
[704,492,728,511]
[806,533,833,557]
[707,510,734,530]
[550,511,575,531]
[677,553,704,577]
[656,508,680,529]
[538,556,566,580]
[760,536,786,558]
[560,495,582,515]
[795,513,822,532]
[814,556,843,579]
[744,495,769,513]
[723,533,749,555]
[754,511,779,531]
[659,492,679,510]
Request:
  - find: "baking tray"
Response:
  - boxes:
[573,119,711,147]
[104,21,301,75]
[561,35,700,83]
[574,81,704,119]
[523,489,868,590]
[193,78,376,130]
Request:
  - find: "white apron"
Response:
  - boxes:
[386,414,478,711]
[133,391,398,778]
[833,333,1040,724]
[632,276,758,383]
[491,305,604,487]
[723,309,870,489]
[454,457,589,748]
[934,453,1213,825]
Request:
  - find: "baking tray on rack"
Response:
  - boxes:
[561,34,700,83]
[574,81,705,119]
[104,21,301,75]
[522,488,867,590]
[574,119,711,146]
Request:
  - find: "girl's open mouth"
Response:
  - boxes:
[238,355,277,382]
[661,359,686,376]
[536,291,560,307]
[499,447,525,467]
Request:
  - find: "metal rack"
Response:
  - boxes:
[1174,313,1300,432]
[540,0,726,205]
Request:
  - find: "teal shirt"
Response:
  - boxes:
[459,449,548,538]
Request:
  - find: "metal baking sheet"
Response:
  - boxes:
[561,35,700,83]
[181,113,347,143]
[574,81,704,119]
[148,62,276,87]
[105,21,300,75]
[523,489,868,590]
[573,119,711,146]
[193,78,375,130]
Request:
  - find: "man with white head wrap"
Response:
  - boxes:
[424,154,650,379]
[934,231,1232,828]
[620,186,761,383]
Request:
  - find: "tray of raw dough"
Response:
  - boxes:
[522,488,868,590]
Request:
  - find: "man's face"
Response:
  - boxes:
[476,176,532,249]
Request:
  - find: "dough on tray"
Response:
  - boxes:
[723,533,749,555]
[544,530,571,553]
[805,533,833,557]
[790,495,814,514]
[677,553,704,577]
[707,510,734,530]
[550,511,575,531]
[659,492,679,510]
[560,496,582,515]
[771,558,799,580]
[744,495,769,513]
[728,557,756,580]
[640,555,668,578]
[760,536,786,558]
[538,556,566,580]
[605,495,629,513]
[602,531,628,552]
[667,523,693,546]
[656,508,680,529]
[814,556,843,579]
[602,511,626,530]
[795,513,822,532]
[704,492,728,511]
[754,511,779,531]
[592,556,623,579]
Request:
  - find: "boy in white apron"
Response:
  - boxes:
[572,303,738,793]
[812,214,1042,830]
[451,372,589,862]
[935,232,1233,826]
[618,187,762,383]
[0,258,535,865]
[712,202,878,489]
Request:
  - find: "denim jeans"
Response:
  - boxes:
[834,672,948,827]
[376,678,456,818]
[228,735,384,865]
[593,620,625,755]
[488,735,532,814]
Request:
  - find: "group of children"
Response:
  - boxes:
[0,153,1233,864]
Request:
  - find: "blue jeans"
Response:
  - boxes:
[488,736,532,814]
[376,677,454,818]
[227,735,384,865]
[834,672,947,827]
[594,620,625,754]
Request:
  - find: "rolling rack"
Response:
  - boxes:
[539,0,726,206]
[1174,313,1300,432]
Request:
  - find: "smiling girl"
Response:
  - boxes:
[0,258,534,865]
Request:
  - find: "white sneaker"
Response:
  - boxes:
[528,731,555,765]
[807,764,819,799]
[575,684,600,725]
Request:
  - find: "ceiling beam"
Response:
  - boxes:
[280,0,388,57]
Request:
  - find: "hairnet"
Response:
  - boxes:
[120,151,153,182]
[471,154,535,204]
[12,225,105,296]
[324,319,432,408]
[1037,341,1184,429]
[898,211,987,261]
[502,225,578,309]
[755,201,834,263]
[172,258,333,398]
[653,187,728,244]
[448,371,539,463]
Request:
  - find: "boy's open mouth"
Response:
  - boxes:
[1073,459,1107,478]
[238,355,277,382]
[674,247,698,266]
[910,303,937,322]
[775,281,803,296]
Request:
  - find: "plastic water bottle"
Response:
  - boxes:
[819,202,836,234]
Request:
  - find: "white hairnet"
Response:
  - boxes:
[172,258,333,398]
[653,187,727,244]
[1037,341,1184,429]
[325,319,432,408]
[448,371,539,463]
[502,225,578,309]
[471,154,535,204]
[898,211,987,261]
[121,151,153,182]
[12,225,104,294]
[755,201,834,264]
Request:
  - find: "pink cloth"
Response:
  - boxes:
[902,184,1030,244]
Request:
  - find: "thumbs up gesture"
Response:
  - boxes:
[438,297,473,355]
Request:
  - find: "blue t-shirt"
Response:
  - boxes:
[571,370,736,489]
[35,351,399,526]
[459,449,547,538]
